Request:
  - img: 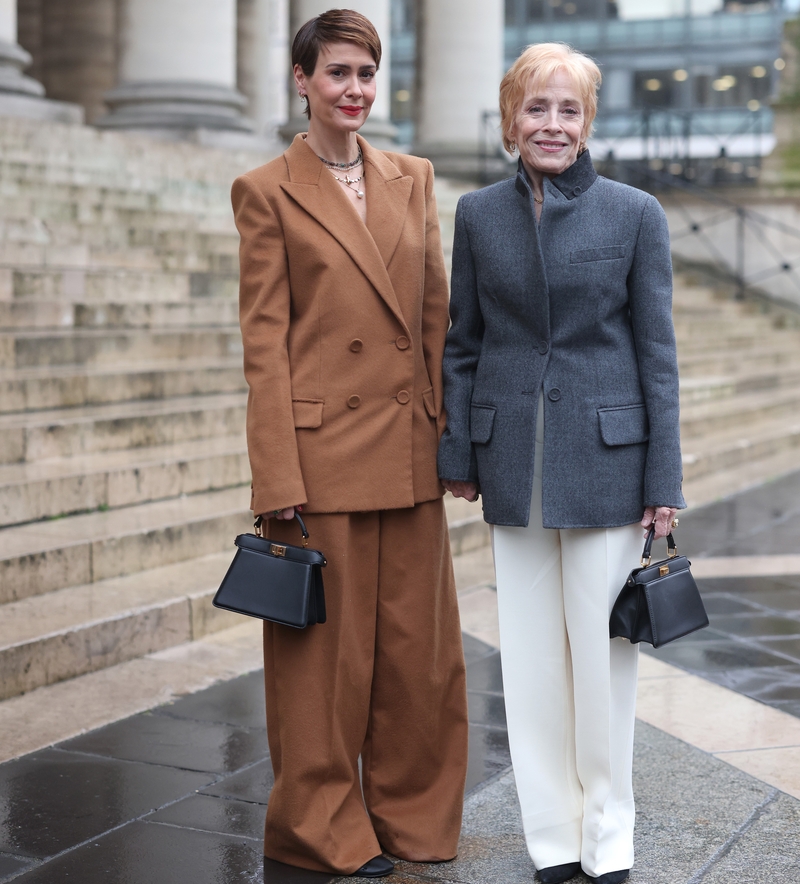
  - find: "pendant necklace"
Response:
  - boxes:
[328,169,365,199]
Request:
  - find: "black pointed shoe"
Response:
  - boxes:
[587,870,630,884]
[350,856,394,877]
[537,862,583,883]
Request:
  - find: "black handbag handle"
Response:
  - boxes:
[641,525,678,567]
[254,511,311,546]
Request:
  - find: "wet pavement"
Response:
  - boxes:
[0,637,509,883]
[1,471,800,882]
[646,469,800,719]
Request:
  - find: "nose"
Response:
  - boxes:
[344,74,363,97]
[543,107,562,132]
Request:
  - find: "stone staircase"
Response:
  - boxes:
[674,281,800,506]
[0,116,799,748]
[0,119,266,704]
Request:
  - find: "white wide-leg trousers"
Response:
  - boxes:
[492,396,643,878]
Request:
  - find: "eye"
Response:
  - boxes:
[562,106,579,116]
[526,104,545,115]
[360,70,375,80]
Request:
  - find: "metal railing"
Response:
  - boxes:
[478,110,800,312]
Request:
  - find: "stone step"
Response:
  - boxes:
[0,485,251,605]
[0,434,249,527]
[0,214,239,253]
[0,391,247,463]
[0,495,486,702]
[0,326,242,369]
[678,343,800,378]
[0,298,240,330]
[683,444,800,508]
[7,266,238,301]
[0,357,247,413]
[0,241,239,273]
[680,367,800,404]
[0,551,240,701]
[680,386,800,437]
[682,412,800,481]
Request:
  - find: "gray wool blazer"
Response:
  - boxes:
[437,151,685,528]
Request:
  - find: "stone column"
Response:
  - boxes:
[38,0,118,123]
[414,0,504,176]
[237,0,289,143]
[280,0,396,147]
[0,0,82,122]
[97,0,254,134]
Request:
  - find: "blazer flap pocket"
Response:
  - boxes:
[570,245,625,264]
[292,398,324,428]
[422,387,438,419]
[470,404,497,444]
[598,404,649,446]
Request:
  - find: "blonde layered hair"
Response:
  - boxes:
[499,43,602,155]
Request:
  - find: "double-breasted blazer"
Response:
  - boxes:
[437,151,686,529]
[233,134,450,517]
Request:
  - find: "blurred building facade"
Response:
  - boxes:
[0,0,790,175]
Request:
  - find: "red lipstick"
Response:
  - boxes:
[340,106,363,116]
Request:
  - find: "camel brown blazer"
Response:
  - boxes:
[232,134,450,517]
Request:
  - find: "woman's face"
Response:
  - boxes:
[510,70,587,179]
[294,41,377,134]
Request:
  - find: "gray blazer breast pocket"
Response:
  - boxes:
[597,404,649,446]
[470,404,496,444]
[570,245,626,264]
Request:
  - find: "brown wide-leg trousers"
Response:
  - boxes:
[260,497,469,875]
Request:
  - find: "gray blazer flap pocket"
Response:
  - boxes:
[570,245,626,264]
[598,404,649,446]
[470,404,496,444]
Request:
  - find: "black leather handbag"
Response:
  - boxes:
[610,527,708,648]
[213,512,327,629]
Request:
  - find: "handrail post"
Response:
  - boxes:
[736,206,746,300]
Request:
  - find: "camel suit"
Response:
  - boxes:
[232,134,468,875]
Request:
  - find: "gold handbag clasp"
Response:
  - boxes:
[270,544,287,557]
[659,564,670,577]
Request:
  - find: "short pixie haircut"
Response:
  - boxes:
[499,43,601,155]
[293,9,382,119]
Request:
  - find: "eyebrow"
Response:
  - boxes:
[324,62,377,71]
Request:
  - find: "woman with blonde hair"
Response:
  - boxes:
[233,9,468,878]
[439,42,684,884]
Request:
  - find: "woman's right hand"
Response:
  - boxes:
[263,506,302,520]
[442,480,479,502]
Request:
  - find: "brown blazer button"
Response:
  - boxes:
[347,395,361,408]
[396,390,410,405]
[395,335,410,350]
[349,339,363,352]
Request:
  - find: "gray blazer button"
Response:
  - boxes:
[538,341,549,355]
[548,388,561,402]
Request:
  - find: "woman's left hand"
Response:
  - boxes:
[641,506,678,539]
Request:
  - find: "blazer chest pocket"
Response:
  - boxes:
[598,404,649,446]
[570,245,625,264]
[470,404,496,444]
[292,398,324,428]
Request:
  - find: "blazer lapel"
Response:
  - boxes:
[362,137,413,269]
[280,134,409,331]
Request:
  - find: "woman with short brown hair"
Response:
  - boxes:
[232,8,468,879]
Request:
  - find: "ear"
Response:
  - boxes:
[293,64,307,95]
